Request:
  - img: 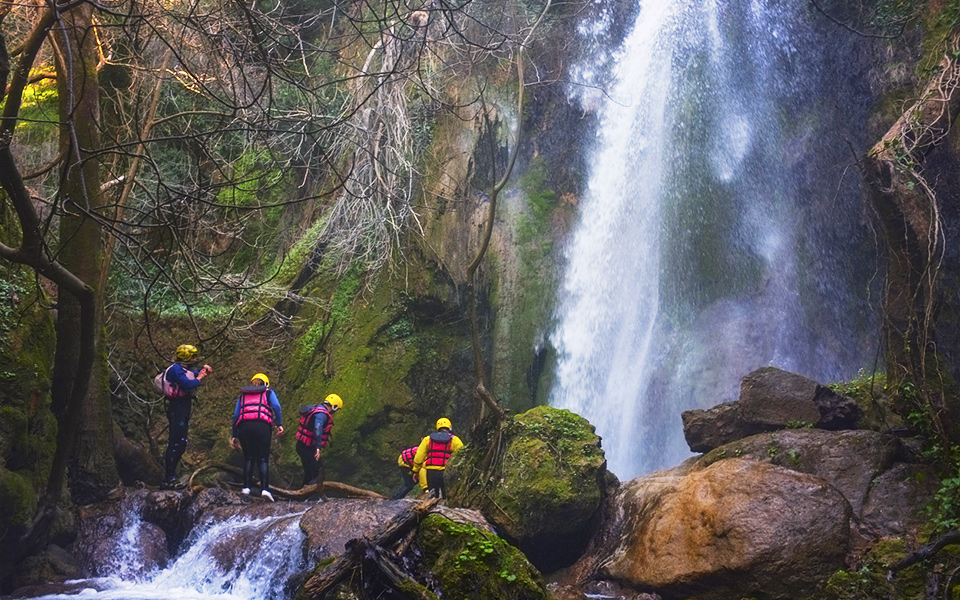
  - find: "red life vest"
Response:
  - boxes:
[399,446,418,468]
[235,386,274,425]
[296,405,333,448]
[424,432,454,468]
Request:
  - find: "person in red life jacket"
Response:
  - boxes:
[391,445,420,499]
[295,393,342,500]
[412,418,463,499]
[161,344,212,490]
[229,373,283,501]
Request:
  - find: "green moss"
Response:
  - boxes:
[416,514,548,600]
[0,468,37,532]
[814,538,924,600]
[278,250,474,492]
[447,406,605,570]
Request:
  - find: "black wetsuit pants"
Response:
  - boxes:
[296,440,323,487]
[425,469,446,498]
[392,467,417,499]
[237,420,272,490]
[164,397,192,480]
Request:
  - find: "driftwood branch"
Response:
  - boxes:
[302,497,439,599]
[888,531,960,576]
[187,463,385,499]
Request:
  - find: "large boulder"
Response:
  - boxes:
[693,429,936,543]
[446,406,608,572]
[682,367,861,452]
[414,513,549,600]
[697,429,900,515]
[598,459,851,600]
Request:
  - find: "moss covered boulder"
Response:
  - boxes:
[447,406,607,571]
[414,513,548,600]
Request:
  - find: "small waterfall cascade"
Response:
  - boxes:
[22,506,308,600]
[550,0,878,479]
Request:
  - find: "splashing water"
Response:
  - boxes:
[23,510,308,600]
[550,0,878,479]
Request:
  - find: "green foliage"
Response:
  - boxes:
[416,514,548,600]
[0,468,37,532]
[869,0,923,35]
[815,539,923,600]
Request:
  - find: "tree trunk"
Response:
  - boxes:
[51,2,118,504]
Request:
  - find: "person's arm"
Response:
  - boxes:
[314,410,329,446]
[268,390,284,436]
[168,364,203,392]
[451,436,464,453]
[412,437,429,473]
[231,397,242,439]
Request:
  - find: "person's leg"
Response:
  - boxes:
[296,441,317,487]
[392,467,416,499]
[252,421,272,491]
[426,469,444,498]
[163,398,192,486]
[237,422,256,490]
[316,452,327,500]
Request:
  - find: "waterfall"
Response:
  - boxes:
[21,509,308,600]
[550,0,878,479]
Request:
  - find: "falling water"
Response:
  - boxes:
[20,509,308,600]
[550,0,878,479]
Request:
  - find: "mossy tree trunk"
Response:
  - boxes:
[864,32,960,440]
[49,1,118,504]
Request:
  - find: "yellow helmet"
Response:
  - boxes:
[436,417,452,430]
[325,394,343,410]
[176,344,198,361]
[251,373,269,386]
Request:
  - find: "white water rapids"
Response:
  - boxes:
[19,509,308,600]
[549,0,878,478]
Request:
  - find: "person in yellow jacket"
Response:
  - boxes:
[412,418,464,499]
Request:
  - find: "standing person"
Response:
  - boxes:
[295,393,342,501]
[391,445,419,499]
[412,418,463,499]
[160,344,211,490]
[230,373,283,501]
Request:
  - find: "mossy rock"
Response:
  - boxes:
[0,467,37,536]
[446,406,606,571]
[814,538,925,600]
[414,513,548,600]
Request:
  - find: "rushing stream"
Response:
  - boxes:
[549,0,879,478]
[18,506,308,600]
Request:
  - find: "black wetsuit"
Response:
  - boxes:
[237,420,273,490]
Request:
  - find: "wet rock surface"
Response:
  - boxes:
[598,459,851,600]
[682,367,861,452]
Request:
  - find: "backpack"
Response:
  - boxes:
[153,365,194,398]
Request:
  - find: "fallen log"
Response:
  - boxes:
[187,463,385,499]
[360,541,439,600]
[302,496,439,599]
[888,531,960,576]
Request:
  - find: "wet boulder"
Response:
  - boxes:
[682,367,860,452]
[9,544,82,590]
[697,429,900,515]
[446,406,608,572]
[693,428,935,542]
[73,495,169,577]
[596,459,850,600]
[414,513,549,600]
